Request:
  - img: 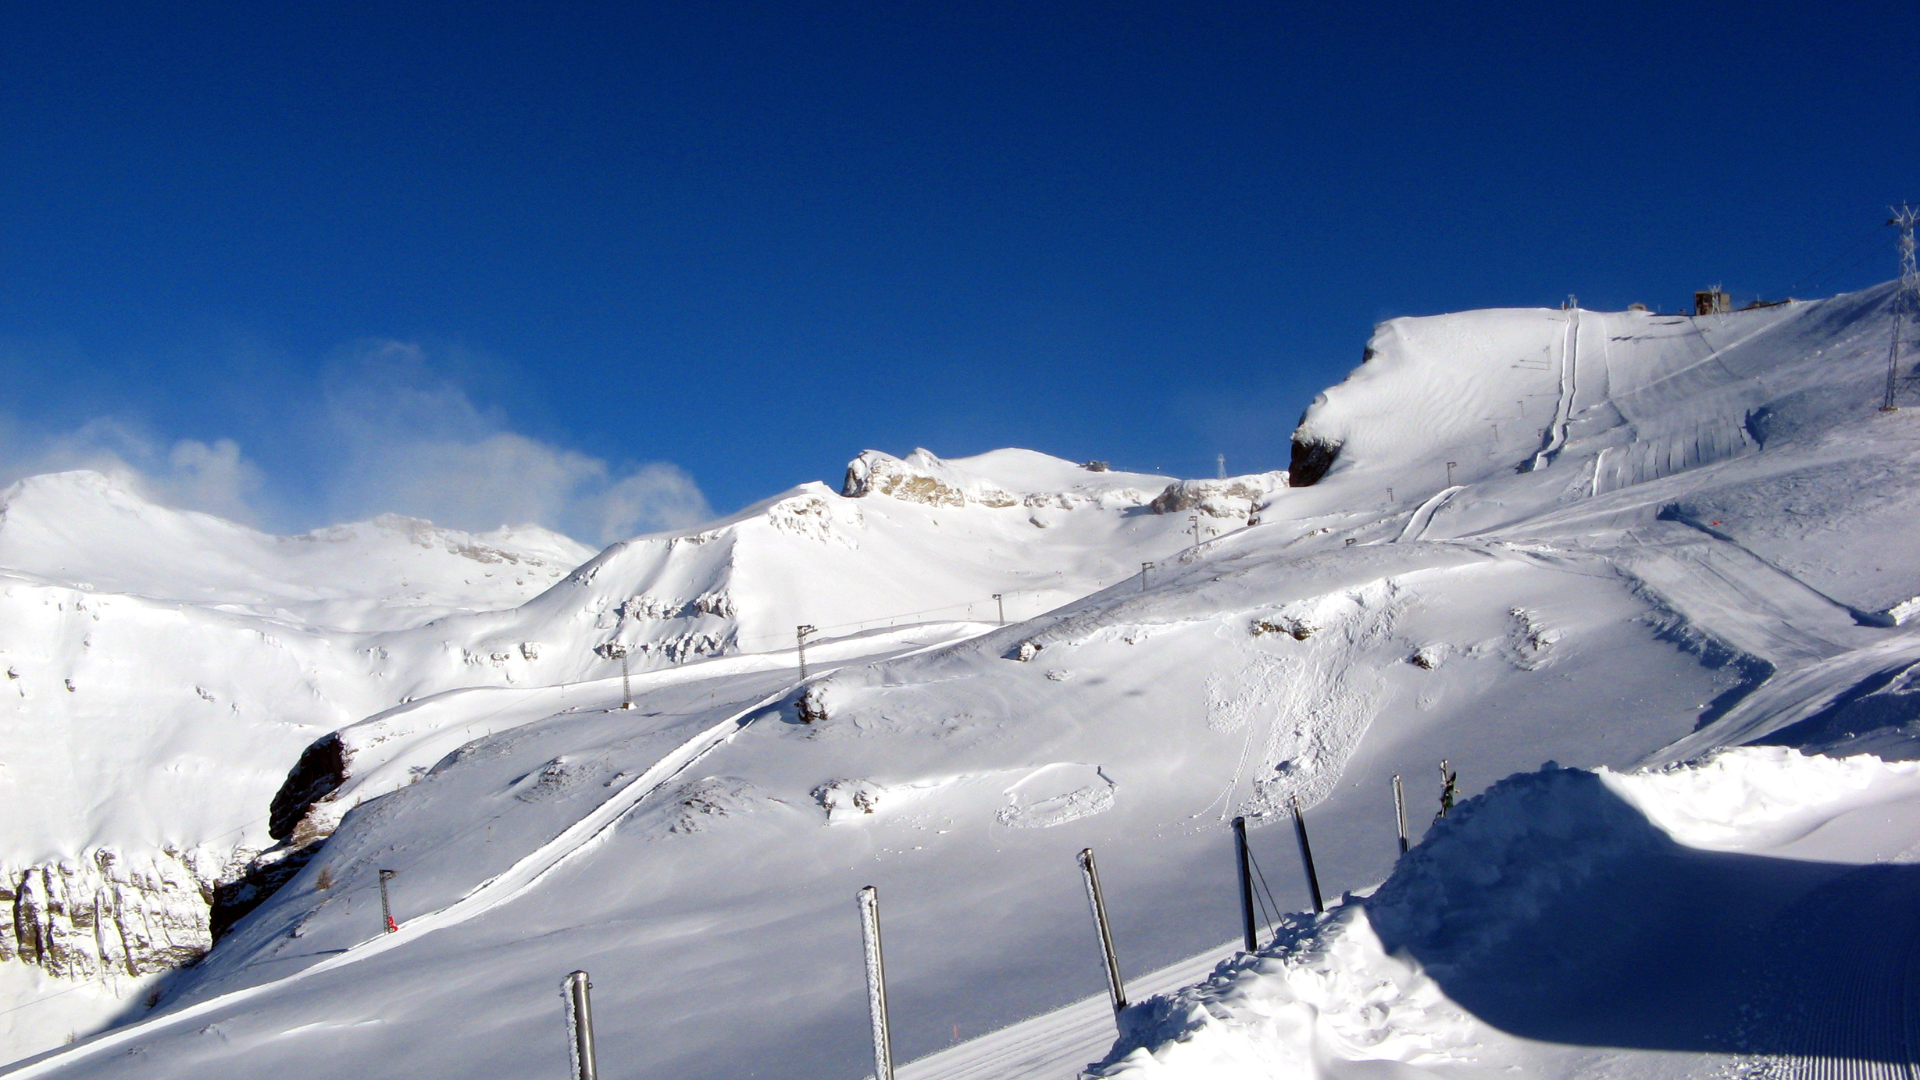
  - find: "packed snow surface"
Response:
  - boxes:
[11,283,1920,1080]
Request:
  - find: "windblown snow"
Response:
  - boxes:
[9,282,1920,1080]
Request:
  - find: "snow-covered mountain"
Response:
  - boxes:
[0,450,1228,1054]
[12,280,1920,1080]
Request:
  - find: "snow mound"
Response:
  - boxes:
[1095,908,1480,1080]
[1099,747,1920,1080]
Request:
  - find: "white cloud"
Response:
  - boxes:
[0,417,267,525]
[316,340,715,544]
[335,429,709,544]
[0,339,714,545]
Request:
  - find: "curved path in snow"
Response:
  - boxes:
[2,619,998,1079]
[0,684,795,1078]
[1395,485,1463,543]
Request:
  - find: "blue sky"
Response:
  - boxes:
[3,2,1916,542]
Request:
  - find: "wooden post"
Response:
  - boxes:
[1289,798,1323,914]
[564,970,597,1080]
[857,886,894,1080]
[1077,848,1127,1022]
[1232,816,1256,952]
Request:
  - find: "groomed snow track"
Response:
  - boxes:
[1731,862,1920,1080]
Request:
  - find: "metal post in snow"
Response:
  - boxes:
[994,594,1005,626]
[1189,514,1201,551]
[857,886,894,1080]
[1446,461,1458,487]
[378,869,398,933]
[1231,816,1256,953]
[796,624,816,681]
[1139,562,1152,592]
[599,642,634,710]
[563,970,598,1080]
[1392,774,1409,856]
[1289,798,1324,914]
[1216,453,1226,479]
[1077,848,1127,1021]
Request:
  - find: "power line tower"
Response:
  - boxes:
[1883,205,1920,412]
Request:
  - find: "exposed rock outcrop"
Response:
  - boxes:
[843,449,1018,507]
[210,840,323,939]
[0,846,243,978]
[268,733,350,842]
[1288,437,1342,487]
[1149,471,1289,517]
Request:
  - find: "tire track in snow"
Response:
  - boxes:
[0,682,801,1079]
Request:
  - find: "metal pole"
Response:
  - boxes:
[994,594,1004,626]
[1231,817,1256,952]
[797,625,815,681]
[1139,562,1152,592]
[1888,312,1905,412]
[378,869,398,932]
[1446,461,1458,487]
[1289,798,1324,914]
[1393,773,1410,851]
[1077,848,1127,1020]
[857,886,894,1080]
[619,653,633,710]
[564,970,597,1080]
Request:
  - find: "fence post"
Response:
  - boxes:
[1392,774,1409,855]
[1077,848,1127,1022]
[564,970,597,1080]
[1231,817,1256,952]
[857,886,894,1080]
[1289,798,1324,914]
[378,869,398,933]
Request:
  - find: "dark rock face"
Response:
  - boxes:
[210,840,322,940]
[1288,438,1342,487]
[268,734,349,842]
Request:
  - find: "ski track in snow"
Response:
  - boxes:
[0,684,800,1079]
[1395,486,1462,542]
[1532,306,1578,471]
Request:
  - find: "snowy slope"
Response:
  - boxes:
[16,281,1920,1080]
[0,450,1215,1058]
